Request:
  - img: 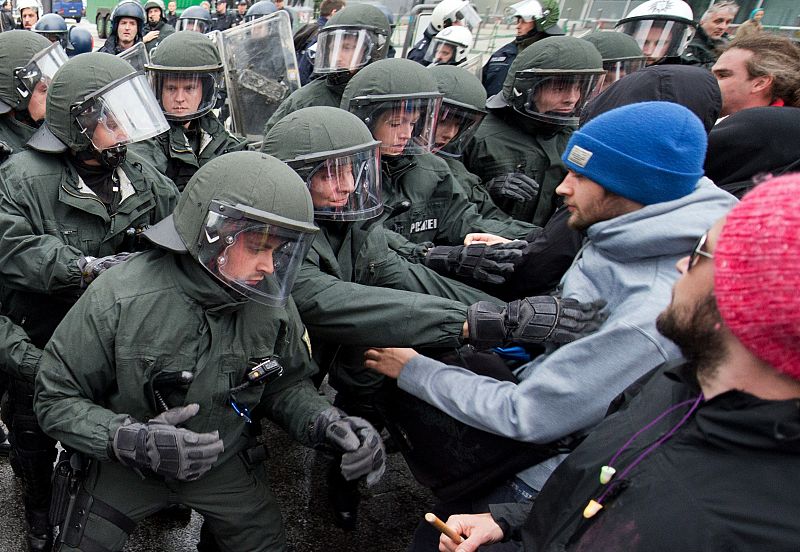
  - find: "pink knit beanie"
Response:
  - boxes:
[715,173,800,380]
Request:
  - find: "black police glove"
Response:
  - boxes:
[484,173,540,203]
[78,252,133,287]
[423,241,527,285]
[112,404,224,481]
[312,407,385,486]
[467,296,608,350]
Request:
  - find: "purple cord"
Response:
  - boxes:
[597,393,705,505]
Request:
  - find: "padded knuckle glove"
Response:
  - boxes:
[423,241,526,285]
[79,252,134,286]
[112,404,224,481]
[485,173,541,202]
[311,407,386,486]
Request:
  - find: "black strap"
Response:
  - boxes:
[90,495,137,535]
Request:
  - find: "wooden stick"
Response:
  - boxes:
[425,512,464,544]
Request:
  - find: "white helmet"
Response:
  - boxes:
[425,26,473,65]
[430,0,481,32]
[504,0,544,23]
[17,0,43,12]
[616,0,695,64]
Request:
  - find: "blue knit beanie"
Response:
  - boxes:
[562,101,706,205]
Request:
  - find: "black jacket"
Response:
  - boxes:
[682,26,729,68]
[492,362,800,551]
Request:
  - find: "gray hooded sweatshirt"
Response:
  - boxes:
[397,178,737,490]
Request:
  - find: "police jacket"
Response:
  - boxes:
[292,215,496,393]
[143,19,175,52]
[462,110,572,226]
[35,251,330,466]
[0,113,37,159]
[406,24,436,65]
[0,149,179,348]
[97,34,142,55]
[381,153,534,246]
[490,362,800,551]
[263,76,346,135]
[211,10,235,31]
[129,113,246,191]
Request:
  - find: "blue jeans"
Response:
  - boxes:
[407,477,538,552]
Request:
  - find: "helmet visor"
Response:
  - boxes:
[291,145,382,221]
[424,37,461,65]
[617,20,694,63]
[601,58,646,90]
[512,71,604,126]
[72,72,169,151]
[314,28,379,74]
[118,42,149,72]
[14,42,68,102]
[349,93,442,156]
[197,201,317,306]
[434,100,485,157]
[148,69,222,121]
[175,18,211,32]
[447,3,480,31]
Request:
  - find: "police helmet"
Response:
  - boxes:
[0,30,66,114]
[33,13,69,49]
[176,5,213,32]
[615,0,696,64]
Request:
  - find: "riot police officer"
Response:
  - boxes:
[0,30,66,160]
[583,30,646,92]
[175,4,213,32]
[97,0,146,54]
[463,36,605,226]
[32,13,69,48]
[34,151,386,551]
[142,0,175,53]
[129,31,245,191]
[406,0,480,66]
[615,0,696,66]
[263,3,391,135]
[0,52,178,552]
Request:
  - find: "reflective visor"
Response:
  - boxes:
[72,72,169,151]
[148,69,222,121]
[14,42,68,101]
[197,201,317,306]
[617,20,694,64]
[290,144,382,221]
[434,100,485,157]
[349,93,442,156]
[175,18,211,33]
[512,71,605,126]
[601,58,646,90]
[314,28,377,74]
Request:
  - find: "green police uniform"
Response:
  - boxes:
[341,58,535,247]
[129,31,246,191]
[34,153,342,552]
[463,36,604,226]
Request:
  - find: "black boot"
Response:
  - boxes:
[327,460,361,531]
[25,508,53,552]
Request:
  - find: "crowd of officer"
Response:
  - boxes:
[0,0,799,550]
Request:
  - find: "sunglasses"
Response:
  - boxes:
[688,232,714,271]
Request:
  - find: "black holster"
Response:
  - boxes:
[49,449,87,528]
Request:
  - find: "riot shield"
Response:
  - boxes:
[462,53,482,79]
[118,42,149,72]
[401,5,434,58]
[217,10,300,143]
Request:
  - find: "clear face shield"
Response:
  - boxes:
[175,17,211,33]
[197,201,317,306]
[617,19,694,64]
[434,100,485,157]
[601,58,646,90]
[289,143,382,221]
[313,27,381,74]
[72,72,169,152]
[445,3,480,32]
[424,38,462,65]
[148,68,222,121]
[512,71,605,126]
[14,42,68,104]
[349,93,442,157]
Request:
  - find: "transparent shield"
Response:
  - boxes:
[434,100,485,157]
[148,70,222,121]
[618,20,694,64]
[513,71,605,126]
[117,42,149,73]
[314,28,376,74]
[453,3,480,32]
[14,42,68,100]
[601,58,646,91]
[73,72,170,151]
[218,10,300,142]
[461,53,483,79]
[290,145,382,221]
[348,93,442,157]
[197,202,317,306]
